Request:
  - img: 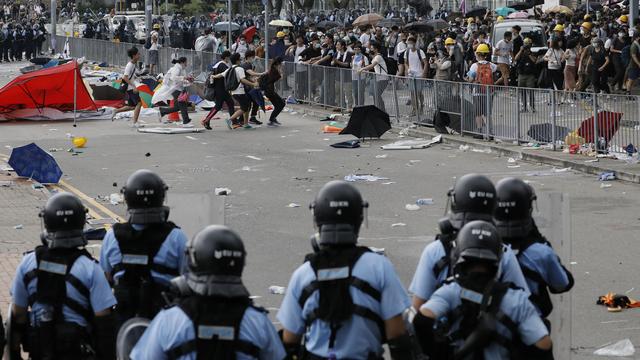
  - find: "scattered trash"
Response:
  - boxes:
[307,169,316,173]
[599,172,616,181]
[246,155,262,161]
[600,183,612,189]
[381,135,442,150]
[369,247,385,255]
[0,180,13,187]
[138,127,204,134]
[553,167,571,173]
[31,183,44,190]
[269,286,286,295]
[48,148,64,152]
[185,136,198,140]
[214,187,231,196]
[416,198,434,206]
[14,224,23,230]
[375,154,388,159]
[72,137,87,148]
[382,182,396,185]
[405,204,421,211]
[0,164,13,171]
[585,159,599,163]
[145,152,151,157]
[597,293,640,313]
[331,140,360,148]
[323,125,343,133]
[570,261,578,265]
[398,124,417,136]
[109,193,123,205]
[471,148,492,154]
[507,165,521,169]
[344,174,389,182]
[287,203,301,208]
[391,223,406,227]
[594,339,635,357]
[507,157,517,163]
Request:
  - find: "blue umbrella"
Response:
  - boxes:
[495,7,516,16]
[8,143,63,184]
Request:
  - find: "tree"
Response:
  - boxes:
[332,0,350,9]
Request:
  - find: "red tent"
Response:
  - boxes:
[0,61,97,114]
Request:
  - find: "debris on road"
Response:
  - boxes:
[600,183,612,189]
[375,154,388,159]
[381,135,442,150]
[138,127,204,134]
[31,183,44,190]
[405,204,420,211]
[344,174,389,182]
[391,223,406,227]
[0,180,13,187]
[14,224,23,229]
[597,293,640,312]
[215,187,231,196]
[269,286,286,295]
[599,172,616,181]
[416,198,434,205]
[287,203,301,208]
[48,148,64,152]
[0,164,13,171]
[594,339,635,357]
[246,155,262,161]
[109,193,123,205]
[145,152,151,157]
[330,140,360,148]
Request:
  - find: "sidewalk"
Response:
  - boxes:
[289,104,640,183]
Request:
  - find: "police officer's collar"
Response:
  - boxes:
[186,272,250,298]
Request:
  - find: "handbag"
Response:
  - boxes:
[177,91,189,103]
[537,67,548,88]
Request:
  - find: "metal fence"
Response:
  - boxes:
[59,35,640,152]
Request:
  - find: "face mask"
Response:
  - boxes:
[619,33,625,38]
[593,42,600,48]
[459,271,496,293]
[348,32,354,37]
[315,43,321,49]
[240,40,246,45]
[408,43,415,49]
[447,45,454,51]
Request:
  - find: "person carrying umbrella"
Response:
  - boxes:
[111,47,142,127]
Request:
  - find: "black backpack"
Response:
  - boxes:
[144,35,152,50]
[225,66,240,92]
[383,55,398,75]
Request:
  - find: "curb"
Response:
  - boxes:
[287,105,640,184]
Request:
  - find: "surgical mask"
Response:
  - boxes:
[407,43,415,49]
[314,43,321,49]
[240,40,246,45]
[447,45,454,51]
[348,32,354,37]
[581,29,587,35]
[619,32,625,38]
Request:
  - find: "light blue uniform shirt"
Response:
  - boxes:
[100,224,188,285]
[277,252,410,359]
[11,251,117,327]
[423,282,548,359]
[409,241,530,302]
[130,305,285,360]
[517,243,571,301]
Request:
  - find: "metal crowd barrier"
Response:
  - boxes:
[60,35,640,152]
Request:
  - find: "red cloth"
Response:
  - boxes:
[94,99,125,108]
[577,111,622,143]
[0,61,97,113]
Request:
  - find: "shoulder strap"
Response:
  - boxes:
[112,222,179,277]
[432,234,454,278]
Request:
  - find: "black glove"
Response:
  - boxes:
[388,333,415,360]
[93,313,116,360]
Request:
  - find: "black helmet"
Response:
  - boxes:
[452,220,502,293]
[40,192,87,248]
[185,225,249,297]
[310,180,368,247]
[494,178,536,239]
[447,174,496,230]
[121,169,169,224]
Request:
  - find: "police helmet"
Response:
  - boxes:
[447,174,496,230]
[40,192,87,248]
[310,180,368,247]
[185,225,248,297]
[452,220,503,292]
[494,177,536,239]
[121,169,169,224]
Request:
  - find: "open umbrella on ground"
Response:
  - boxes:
[316,20,342,30]
[213,22,240,32]
[269,19,294,27]
[577,110,622,144]
[508,11,530,19]
[526,123,571,143]
[495,7,516,16]
[136,84,154,108]
[510,1,533,10]
[242,25,257,41]
[352,13,384,27]
[426,19,449,31]
[545,5,573,15]
[90,84,124,100]
[465,6,487,18]
[405,21,433,33]
[340,105,391,139]
[8,143,63,184]
[377,18,404,28]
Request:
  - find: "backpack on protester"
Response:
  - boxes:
[476,62,494,92]
[144,35,152,50]
[384,56,398,75]
[225,66,240,92]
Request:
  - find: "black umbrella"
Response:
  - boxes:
[578,2,602,11]
[405,21,434,33]
[91,84,125,100]
[465,7,487,18]
[527,123,571,143]
[340,105,391,139]
[316,20,341,30]
[426,19,449,31]
[377,18,405,28]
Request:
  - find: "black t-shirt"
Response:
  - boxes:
[241,62,255,91]
[517,51,538,75]
[212,61,229,92]
[317,46,336,66]
[512,35,524,56]
[299,47,321,62]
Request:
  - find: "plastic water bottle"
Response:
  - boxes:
[416,198,434,206]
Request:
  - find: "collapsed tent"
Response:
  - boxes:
[0,61,97,114]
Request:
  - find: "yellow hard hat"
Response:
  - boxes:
[467,17,474,24]
[619,15,629,23]
[276,31,285,38]
[524,37,532,45]
[584,14,592,20]
[497,16,504,22]
[445,37,455,45]
[582,22,592,30]
[153,23,160,29]
[476,43,490,54]
[553,24,564,32]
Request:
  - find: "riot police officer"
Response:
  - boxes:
[278,180,414,359]
[413,220,553,360]
[9,192,116,360]
[129,225,286,359]
[409,173,529,311]
[100,169,188,327]
[494,177,574,319]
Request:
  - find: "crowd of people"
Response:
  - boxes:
[3,167,573,359]
[0,1,47,62]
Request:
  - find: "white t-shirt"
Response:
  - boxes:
[406,49,426,77]
[123,62,138,88]
[150,31,159,51]
[359,33,371,47]
[467,60,498,81]
[351,53,370,80]
[395,41,407,59]
[232,42,248,59]
[372,54,387,81]
[494,39,513,65]
[545,48,563,70]
[221,66,247,95]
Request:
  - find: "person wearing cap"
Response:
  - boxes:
[494,31,513,86]
[269,31,287,59]
[148,23,160,75]
[514,37,539,112]
[619,15,628,25]
[467,43,497,137]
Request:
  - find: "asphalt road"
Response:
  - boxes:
[1,61,640,358]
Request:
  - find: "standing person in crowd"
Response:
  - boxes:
[511,25,523,56]
[358,41,388,113]
[201,51,235,130]
[626,32,640,94]
[467,44,497,137]
[111,47,143,126]
[231,34,248,59]
[587,38,611,94]
[351,43,369,106]
[609,30,628,93]
[434,44,452,81]
[148,23,160,75]
[332,39,353,108]
[262,57,286,127]
[313,35,336,107]
[543,40,564,90]
[241,50,266,126]
[562,38,578,100]
[155,57,193,125]
[288,34,308,101]
[399,36,427,115]
[299,35,322,102]
[212,53,259,129]
[494,31,513,86]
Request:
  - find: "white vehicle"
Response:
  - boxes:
[491,19,548,56]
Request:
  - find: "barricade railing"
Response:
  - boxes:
[60,35,640,152]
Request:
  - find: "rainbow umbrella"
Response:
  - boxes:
[136,84,154,108]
